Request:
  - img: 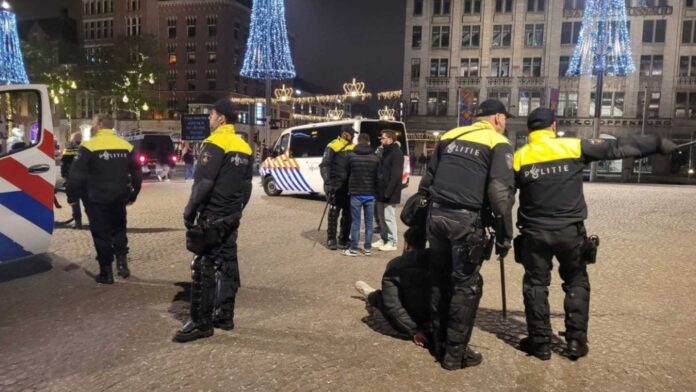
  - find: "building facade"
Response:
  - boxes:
[403,0,696,179]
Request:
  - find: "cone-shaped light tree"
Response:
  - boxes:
[0,1,29,84]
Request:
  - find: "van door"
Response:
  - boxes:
[0,85,55,263]
[289,126,343,193]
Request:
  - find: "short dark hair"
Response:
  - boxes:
[357,133,370,145]
[381,130,397,142]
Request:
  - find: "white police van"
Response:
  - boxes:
[260,119,410,196]
[0,85,57,263]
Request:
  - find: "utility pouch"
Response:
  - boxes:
[483,234,495,261]
[582,235,600,264]
[513,235,523,264]
[186,226,208,255]
[466,230,487,263]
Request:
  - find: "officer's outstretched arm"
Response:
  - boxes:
[417,143,441,196]
[487,143,516,241]
[184,144,225,223]
[66,146,90,201]
[581,135,668,163]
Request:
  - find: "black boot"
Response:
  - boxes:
[327,239,338,250]
[337,239,349,250]
[441,346,483,370]
[173,320,214,342]
[116,254,130,279]
[73,216,83,230]
[520,337,551,360]
[95,262,114,284]
[213,313,235,331]
[567,339,589,359]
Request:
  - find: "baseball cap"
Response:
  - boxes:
[474,99,514,118]
[213,99,236,120]
[527,108,556,131]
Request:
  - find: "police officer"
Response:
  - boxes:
[418,99,516,370]
[174,99,253,343]
[61,132,83,229]
[319,125,355,250]
[67,114,142,284]
[514,108,676,360]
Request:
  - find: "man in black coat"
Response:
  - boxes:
[375,130,405,252]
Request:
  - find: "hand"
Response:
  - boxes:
[184,220,195,229]
[659,138,677,155]
[183,208,197,227]
[495,239,511,258]
[382,196,391,204]
[412,330,428,348]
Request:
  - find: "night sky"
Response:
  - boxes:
[15,0,405,94]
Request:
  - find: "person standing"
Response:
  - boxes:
[67,114,142,284]
[183,148,195,180]
[418,99,516,370]
[61,132,83,229]
[375,130,404,252]
[513,108,677,361]
[319,125,355,250]
[342,133,380,256]
[174,99,253,343]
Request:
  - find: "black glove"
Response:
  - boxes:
[324,184,337,197]
[659,138,677,155]
[495,239,511,258]
[183,205,197,228]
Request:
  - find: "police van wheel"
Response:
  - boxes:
[263,176,282,196]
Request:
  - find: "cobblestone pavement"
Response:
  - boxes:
[1,175,695,391]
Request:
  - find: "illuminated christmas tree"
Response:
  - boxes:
[0,1,29,84]
[241,0,296,80]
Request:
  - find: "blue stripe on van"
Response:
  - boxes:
[283,168,305,192]
[288,168,310,192]
[293,169,315,193]
[0,191,54,234]
[0,232,32,263]
[271,169,292,191]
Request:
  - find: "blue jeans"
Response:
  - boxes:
[185,164,194,179]
[350,196,375,251]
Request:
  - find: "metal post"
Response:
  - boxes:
[590,72,604,182]
[638,85,649,184]
[265,77,272,149]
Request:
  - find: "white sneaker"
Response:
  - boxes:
[354,280,376,298]
[379,243,398,252]
[157,175,162,182]
[372,239,385,248]
[342,249,359,257]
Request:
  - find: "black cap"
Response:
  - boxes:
[213,99,236,120]
[527,108,556,131]
[474,99,513,118]
[340,124,355,134]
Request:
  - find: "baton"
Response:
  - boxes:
[317,197,331,231]
[676,140,696,149]
[499,255,507,319]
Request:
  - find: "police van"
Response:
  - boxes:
[0,85,56,263]
[260,119,410,196]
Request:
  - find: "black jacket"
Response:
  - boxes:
[514,130,666,230]
[419,121,516,241]
[381,249,430,336]
[60,142,80,179]
[183,124,253,222]
[319,137,355,189]
[67,129,142,205]
[378,143,405,204]
[346,144,380,196]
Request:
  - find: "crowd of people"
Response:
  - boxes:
[62,98,677,371]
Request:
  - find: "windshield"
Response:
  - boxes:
[289,125,343,158]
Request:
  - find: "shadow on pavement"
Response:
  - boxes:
[357,296,410,341]
[0,254,53,283]
[476,307,573,359]
[168,281,191,323]
[300,229,327,248]
[127,227,184,234]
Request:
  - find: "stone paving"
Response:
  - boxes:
[1,174,695,391]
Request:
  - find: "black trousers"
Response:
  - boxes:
[426,205,484,360]
[190,218,240,324]
[519,223,590,344]
[84,201,128,268]
[327,187,351,243]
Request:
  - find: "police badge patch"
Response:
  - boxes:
[201,151,211,165]
[505,153,513,169]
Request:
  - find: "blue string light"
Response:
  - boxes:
[0,5,29,84]
[241,0,296,80]
[566,0,636,77]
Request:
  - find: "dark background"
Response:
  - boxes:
[15,0,406,94]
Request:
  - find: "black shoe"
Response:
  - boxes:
[441,346,483,370]
[520,337,551,361]
[327,240,338,250]
[95,271,114,284]
[172,320,214,343]
[337,240,349,250]
[73,217,82,230]
[567,339,589,360]
[116,255,130,279]
[213,317,234,331]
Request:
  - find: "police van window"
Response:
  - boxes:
[0,90,42,157]
[274,133,290,156]
[359,121,408,155]
[290,125,342,157]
